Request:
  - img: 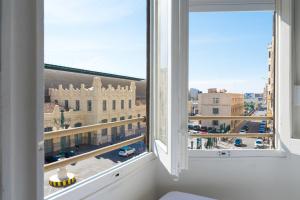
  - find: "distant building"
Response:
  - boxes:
[189,88,202,100]
[266,39,274,116]
[197,88,244,130]
[188,101,198,116]
[244,93,265,109]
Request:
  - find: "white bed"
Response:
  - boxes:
[159,191,217,200]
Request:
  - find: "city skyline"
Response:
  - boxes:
[45,0,273,93]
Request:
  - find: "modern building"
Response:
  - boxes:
[189,88,202,100]
[197,88,244,130]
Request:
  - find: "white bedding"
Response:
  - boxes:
[159,191,217,200]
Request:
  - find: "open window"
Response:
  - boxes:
[151,0,188,176]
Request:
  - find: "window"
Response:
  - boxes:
[120,116,125,136]
[1,1,298,199]
[44,127,53,132]
[128,115,133,130]
[212,120,219,126]
[3,1,298,199]
[101,119,108,137]
[64,100,69,110]
[213,97,220,104]
[87,100,92,111]
[121,100,124,109]
[76,100,80,111]
[112,100,116,110]
[129,100,132,109]
[188,4,275,151]
[103,100,107,111]
[212,108,219,115]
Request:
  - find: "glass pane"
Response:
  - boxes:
[156,0,169,145]
[44,0,147,196]
[188,11,275,150]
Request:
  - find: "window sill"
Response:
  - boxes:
[44,152,156,200]
[188,149,287,159]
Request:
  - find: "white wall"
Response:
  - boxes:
[155,154,300,200]
[85,157,157,200]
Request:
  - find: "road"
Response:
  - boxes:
[44,141,146,197]
[188,110,272,150]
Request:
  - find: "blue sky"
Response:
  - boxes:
[45,1,273,93]
[189,11,273,93]
[45,0,147,78]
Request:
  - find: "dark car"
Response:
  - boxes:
[45,155,62,163]
[200,126,208,132]
[241,125,249,131]
[65,150,76,158]
[193,125,201,131]
[58,150,76,158]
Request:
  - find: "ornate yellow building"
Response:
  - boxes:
[44,69,146,154]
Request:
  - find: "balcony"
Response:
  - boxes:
[44,117,146,196]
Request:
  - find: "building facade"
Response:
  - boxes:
[44,77,146,154]
[267,39,275,116]
[197,88,244,130]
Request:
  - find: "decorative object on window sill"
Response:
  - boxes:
[48,161,76,187]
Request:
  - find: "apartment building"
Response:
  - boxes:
[267,38,275,116]
[44,76,146,154]
[197,88,244,130]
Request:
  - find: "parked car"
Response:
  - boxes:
[193,125,201,131]
[255,139,264,148]
[234,138,243,147]
[118,146,136,157]
[239,129,247,134]
[45,155,62,163]
[200,126,208,132]
[258,127,266,133]
[241,125,249,131]
[65,150,76,158]
[58,150,76,158]
[188,124,194,130]
[189,130,198,134]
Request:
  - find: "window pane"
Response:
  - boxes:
[44,0,147,196]
[188,11,275,150]
[156,0,169,145]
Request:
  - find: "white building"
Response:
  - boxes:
[197,88,244,129]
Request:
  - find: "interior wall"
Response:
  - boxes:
[156,155,300,200]
[84,158,157,200]
[293,0,300,138]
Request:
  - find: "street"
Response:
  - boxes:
[188,110,272,150]
[44,141,146,197]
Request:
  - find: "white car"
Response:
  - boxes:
[254,139,264,149]
[239,130,247,134]
[118,146,136,157]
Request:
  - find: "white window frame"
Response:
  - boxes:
[186,0,298,158]
[151,0,189,176]
[1,0,298,199]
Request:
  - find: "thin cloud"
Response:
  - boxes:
[45,0,140,25]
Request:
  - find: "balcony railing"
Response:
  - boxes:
[44,117,146,172]
[44,117,146,140]
[189,115,273,120]
[188,115,274,149]
[44,115,273,171]
[44,135,144,172]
